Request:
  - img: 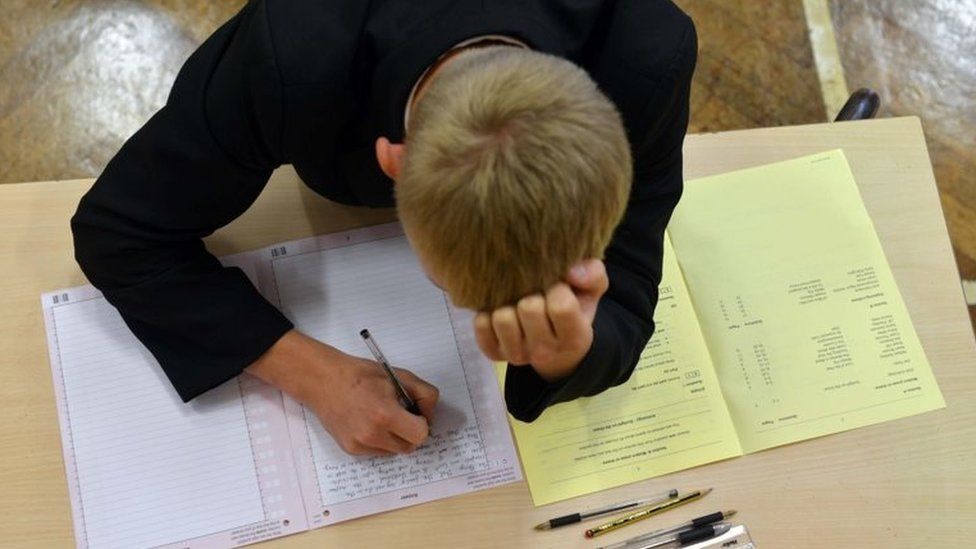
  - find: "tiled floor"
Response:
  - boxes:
[675,0,827,132]
[0,0,244,184]
[0,0,826,184]
[0,0,972,328]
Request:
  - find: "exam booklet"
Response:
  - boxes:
[503,150,946,505]
[42,223,521,549]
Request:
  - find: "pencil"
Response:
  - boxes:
[533,489,679,530]
[584,488,712,538]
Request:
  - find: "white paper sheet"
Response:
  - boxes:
[42,224,520,548]
[254,222,521,528]
[42,282,306,548]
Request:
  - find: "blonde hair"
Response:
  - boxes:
[397,47,632,310]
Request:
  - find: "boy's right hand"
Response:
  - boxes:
[245,330,439,456]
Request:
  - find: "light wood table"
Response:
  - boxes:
[1,117,973,548]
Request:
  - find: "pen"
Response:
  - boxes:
[359,329,421,415]
[598,510,737,549]
[533,489,679,530]
[585,488,713,538]
[633,523,732,549]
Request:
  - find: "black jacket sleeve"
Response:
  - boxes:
[505,13,698,422]
[70,1,293,401]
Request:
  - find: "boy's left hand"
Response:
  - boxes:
[473,259,608,381]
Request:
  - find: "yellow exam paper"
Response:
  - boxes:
[498,237,742,506]
[668,150,945,453]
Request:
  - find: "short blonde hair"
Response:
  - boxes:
[397,47,632,310]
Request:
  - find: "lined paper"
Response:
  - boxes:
[49,295,265,548]
[259,225,520,526]
[273,235,489,505]
[43,226,520,546]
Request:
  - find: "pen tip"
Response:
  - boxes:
[725,509,737,518]
[702,487,713,495]
[359,329,369,338]
[534,523,549,531]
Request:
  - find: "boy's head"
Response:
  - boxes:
[392,47,632,310]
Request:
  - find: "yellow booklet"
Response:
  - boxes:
[501,150,945,505]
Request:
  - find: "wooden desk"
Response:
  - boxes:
[1,117,973,547]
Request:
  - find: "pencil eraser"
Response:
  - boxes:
[584,530,594,538]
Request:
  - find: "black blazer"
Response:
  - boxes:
[71,0,697,422]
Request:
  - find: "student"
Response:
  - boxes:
[71,1,697,457]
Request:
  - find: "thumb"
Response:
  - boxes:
[395,368,440,422]
[567,259,608,322]
[567,259,608,295]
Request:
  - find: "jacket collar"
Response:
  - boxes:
[370,6,566,143]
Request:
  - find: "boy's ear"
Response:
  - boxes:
[375,137,406,182]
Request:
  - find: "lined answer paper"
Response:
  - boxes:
[47,293,263,548]
[43,227,520,547]
[43,256,307,548]
[259,224,520,526]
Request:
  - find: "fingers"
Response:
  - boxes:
[395,368,440,420]
[480,290,586,366]
[360,430,418,455]
[517,294,557,364]
[567,259,608,290]
[567,259,608,321]
[568,259,609,296]
[474,312,504,361]
[492,306,527,364]
[474,265,602,369]
[373,404,430,448]
[363,371,434,454]
[546,283,588,344]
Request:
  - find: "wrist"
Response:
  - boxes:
[533,359,580,383]
[246,330,338,401]
[532,328,594,382]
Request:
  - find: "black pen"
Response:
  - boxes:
[599,510,737,549]
[634,523,732,548]
[359,329,421,415]
[533,490,679,531]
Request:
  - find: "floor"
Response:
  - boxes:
[0,0,972,330]
[828,0,976,330]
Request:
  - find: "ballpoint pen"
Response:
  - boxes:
[599,510,737,549]
[360,329,421,415]
[634,523,731,549]
[533,490,679,530]
[585,488,713,538]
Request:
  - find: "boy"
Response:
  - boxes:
[71,0,697,456]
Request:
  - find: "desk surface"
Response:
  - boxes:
[1,117,973,548]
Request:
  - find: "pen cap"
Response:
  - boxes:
[677,523,730,545]
[549,513,582,528]
[690,512,724,527]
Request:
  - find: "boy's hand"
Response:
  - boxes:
[246,330,439,456]
[473,259,608,381]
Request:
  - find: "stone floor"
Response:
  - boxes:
[0,0,972,329]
